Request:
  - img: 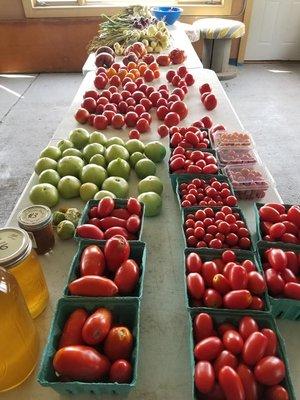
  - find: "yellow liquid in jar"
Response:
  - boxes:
[0,269,39,392]
[9,250,49,319]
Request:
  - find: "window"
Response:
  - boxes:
[22,0,232,18]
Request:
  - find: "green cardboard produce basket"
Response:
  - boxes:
[257,241,300,320]
[188,308,296,400]
[255,203,300,250]
[38,297,140,396]
[182,206,255,252]
[175,173,236,208]
[183,248,271,313]
[74,198,144,242]
[63,240,146,300]
[168,149,220,192]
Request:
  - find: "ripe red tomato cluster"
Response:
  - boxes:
[53,307,133,383]
[193,313,289,400]
[186,250,266,310]
[169,148,218,175]
[262,247,300,300]
[76,197,142,241]
[170,126,211,149]
[179,177,237,208]
[199,83,217,111]
[259,203,300,245]
[183,206,252,250]
[68,238,140,297]
[166,66,195,88]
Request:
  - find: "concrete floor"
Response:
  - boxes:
[0,63,299,226]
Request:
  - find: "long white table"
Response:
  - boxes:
[4,35,300,400]
[82,22,203,76]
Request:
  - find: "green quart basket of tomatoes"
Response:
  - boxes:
[38,297,140,396]
[188,308,296,400]
[255,203,300,250]
[63,240,146,300]
[75,198,145,242]
[175,173,237,209]
[184,248,271,313]
[182,206,254,252]
[257,241,300,320]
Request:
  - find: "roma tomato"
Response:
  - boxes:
[287,205,300,227]
[100,216,127,230]
[212,273,231,295]
[223,330,244,355]
[238,316,258,340]
[97,197,115,217]
[237,363,259,400]
[80,245,105,276]
[194,361,215,394]
[104,327,133,361]
[76,224,104,240]
[104,227,129,240]
[229,265,248,290]
[265,385,289,400]
[187,273,205,300]
[259,206,281,223]
[104,235,130,273]
[267,249,287,271]
[254,356,286,386]
[114,259,139,294]
[218,366,245,400]
[223,290,252,309]
[53,345,110,381]
[284,282,300,299]
[127,197,142,215]
[269,223,286,240]
[109,359,132,383]
[126,215,140,233]
[242,332,268,366]
[68,276,118,297]
[265,269,285,295]
[194,313,213,341]
[203,288,223,308]
[111,208,131,220]
[82,308,112,345]
[218,323,236,336]
[213,350,238,376]
[194,336,223,361]
[58,309,88,349]
[186,252,202,273]
[247,271,266,295]
[261,328,277,356]
[202,261,219,286]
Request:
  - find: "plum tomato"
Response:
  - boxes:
[203,288,223,308]
[213,350,238,376]
[186,252,202,273]
[82,308,112,345]
[80,245,106,276]
[237,363,259,400]
[212,274,231,295]
[222,330,244,355]
[238,316,259,340]
[242,332,268,366]
[218,366,245,400]
[223,290,252,310]
[229,265,248,290]
[97,197,114,218]
[109,359,132,383]
[261,328,277,356]
[194,313,213,341]
[104,235,130,273]
[58,309,88,349]
[187,273,205,300]
[267,249,288,271]
[114,259,139,294]
[194,361,215,394]
[265,385,289,400]
[104,326,133,361]
[254,356,286,386]
[194,336,223,361]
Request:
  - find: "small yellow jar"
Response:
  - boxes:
[0,227,49,319]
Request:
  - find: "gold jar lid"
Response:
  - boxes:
[18,205,52,231]
[0,228,32,268]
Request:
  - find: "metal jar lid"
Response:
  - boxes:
[0,227,32,268]
[18,205,52,231]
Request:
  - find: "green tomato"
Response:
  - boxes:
[52,211,65,226]
[57,139,74,152]
[65,208,81,226]
[107,158,131,180]
[69,128,89,149]
[105,137,125,147]
[39,169,60,187]
[29,183,59,208]
[144,141,166,163]
[89,131,107,146]
[40,146,61,161]
[62,148,83,158]
[105,144,129,163]
[102,176,129,198]
[125,139,145,155]
[58,176,81,199]
[135,158,156,179]
[89,154,106,168]
[57,220,75,240]
[129,152,146,168]
[80,164,107,187]
[83,143,105,162]
[34,157,57,175]
[138,176,163,195]
[80,183,99,202]
[137,192,162,217]
[57,156,84,177]
[94,190,116,200]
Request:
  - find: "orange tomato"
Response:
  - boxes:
[138,64,147,76]
[153,70,160,79]
[106,68,117,78]
[118,69,127,80]
[131,69,140,79]
[149,62,159,72]
[127,62,137,70]
[126,72,135,80]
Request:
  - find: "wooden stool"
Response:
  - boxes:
[193,18,245,80]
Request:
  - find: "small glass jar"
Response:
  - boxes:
[0,227,49,318]
[0,267,39,392]
[18,205,55,255]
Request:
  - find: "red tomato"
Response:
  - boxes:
[269,223,286,240]
[267,249,288,271]
[229,265,248,290]
[53,345,110,381]
[242,260,256,273]
[136,117,150,133]
[164,112,180,127]
[126,215,140,233]
[238,316,258,340]
[104,235,130,273]
[202,261,219,286]
[214,350,238,376]
[124,111,139,127]
[194,336,223,361]
[104,227,129,240]
[110,208,131,220]
[170,101,188,120]
[109,359,132,383]
[218,323,236,336]
[114,259,139,294]
[199,83,212,95]
[58,309,88,349]
[247,271,266,295]
[265,269,285,295]
[99,216,127,230]
[223,290,252,309]
[223,330,244,355]
[242,332,268,366]
[261,328,277,356]
[80,245,105,276]
[281,268,297,283]
[203,289,223,308]
[186,252,202,273]
[194,361,215,394]
[265,385,289,400]
[249,296,264,310]
[68,276,118,297]
[158,124,169,138]
[97,197,114,218]
[237,363,259,400]
[212,274,231,295]
[127,198,141,215]
[285,251,299,275]
[254,356,286,386]
[287,205,300,227]
[194,313,213,341]
[222,250,236,263]
[187,273,205,300]
[76,224,104,240]
[284,282,300,299]
[82,308,112,345]
[219,366,245,400]
[104,327,133,361]
[259,206,281,223]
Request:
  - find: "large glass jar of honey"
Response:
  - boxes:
[0,227,49,319]
[0,267,39,392]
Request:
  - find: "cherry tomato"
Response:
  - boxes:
[229,265,248,290]
[284,282,300,299]
[261,328,277,356]
[82,308,112,345]
[187,272,205,300]
[104,326,133,361]
[109,359,132,383]
[194,361,215,394]
[237,363,259,400]
[53,345,110,381]
[136,117,150,133]
[267,249,288,271]
[124,111,139,127]
[223,290,252,309]
[194,313,213,341]
[219,366,245,400]
[203,289,223,308]
[80,245,105,277]
[238,316,258,340]
[58,309,88,349]
[214,350,238,376]
[243,332,268,366]
[223,330,244,355]
[194,336,223,361]
[254,356,286,386]
[164,112,180,127]
[222,250,236,263]
[265,385,289,400]
[104,235,130,273]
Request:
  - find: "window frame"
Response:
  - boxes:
[22,0,233,18]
